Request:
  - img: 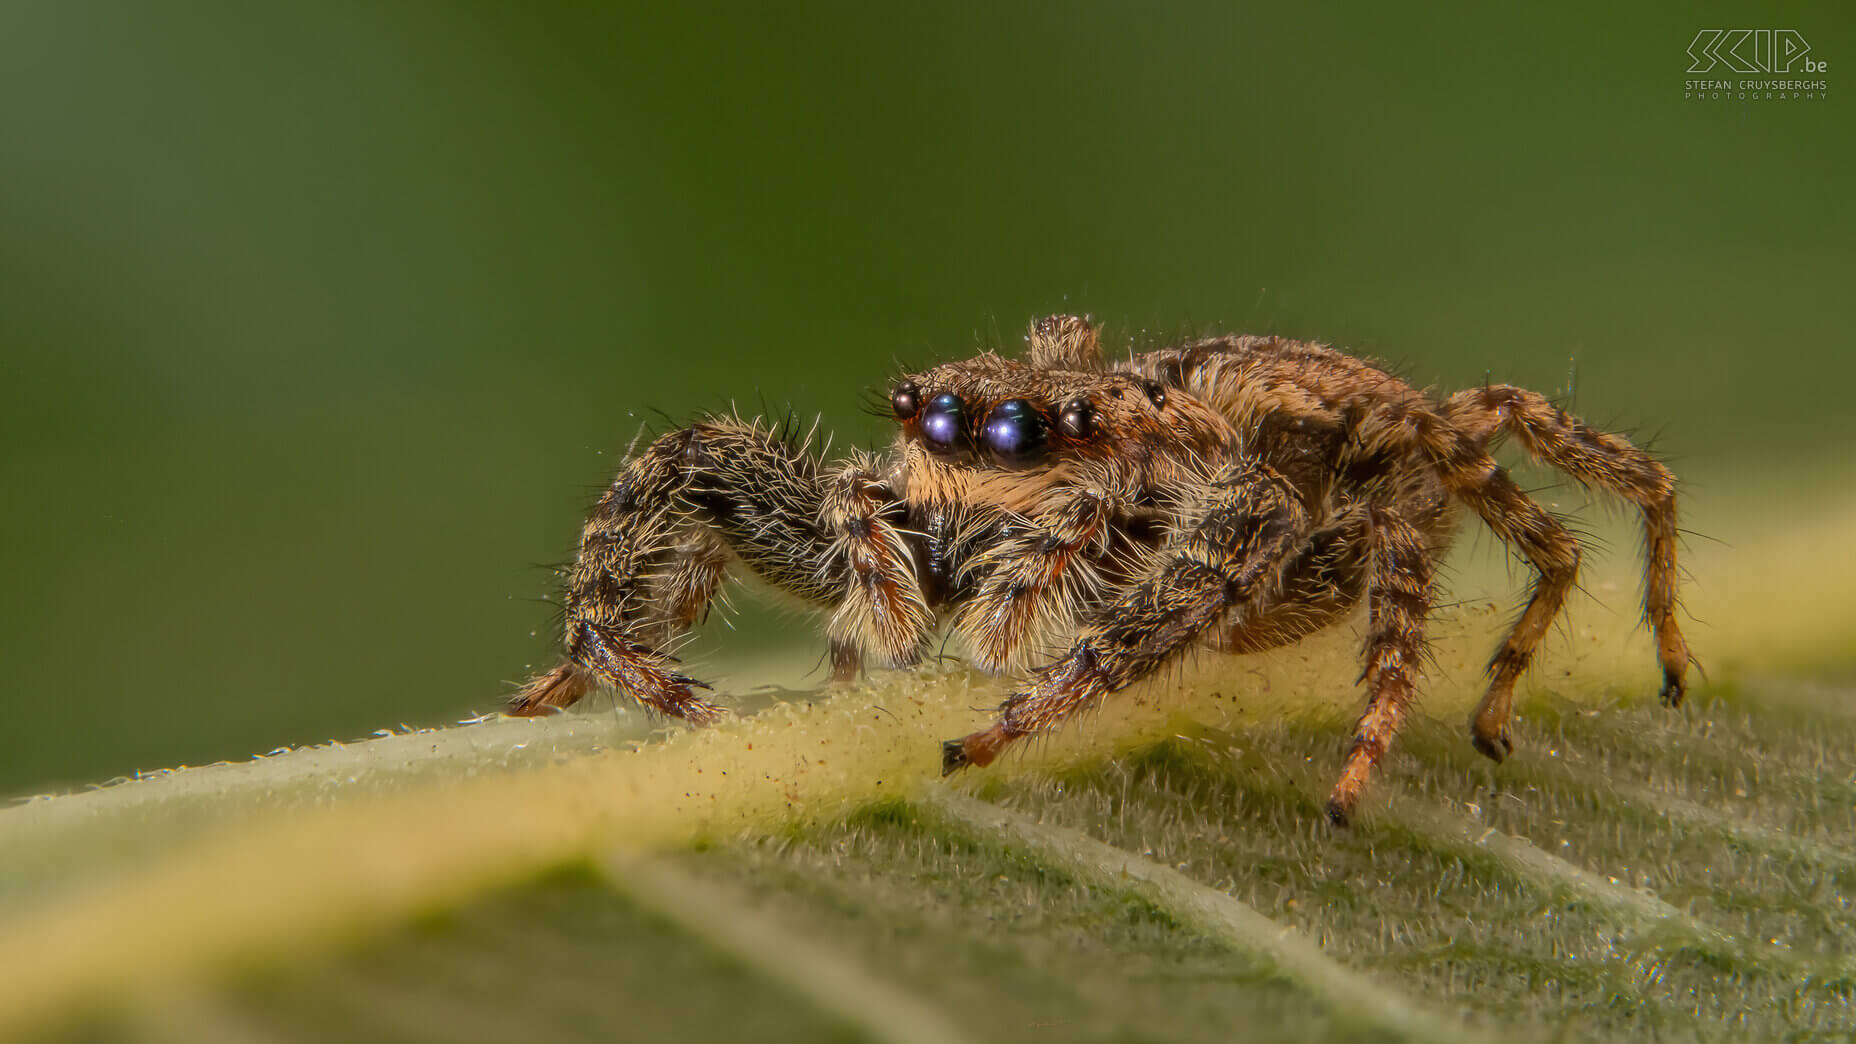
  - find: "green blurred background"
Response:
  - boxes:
[1,3,1849,797]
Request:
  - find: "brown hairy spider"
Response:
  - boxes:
[511,315,1689,824]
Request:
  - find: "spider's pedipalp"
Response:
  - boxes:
[823,460,933,671]
[951,486,1117,673]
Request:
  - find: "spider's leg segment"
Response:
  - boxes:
[943,465,1307,772]
[1444,386,1689,708]
[1325,506,1436,825]
[952,489,1116,673]
[1414,414,1582,762]
[1216,511,1370,654]
[822,458,934,675]
[512,420,923,721]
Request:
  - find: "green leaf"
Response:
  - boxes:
[2,498,1852,1042]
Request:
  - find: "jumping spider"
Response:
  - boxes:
[512,315,1689,824]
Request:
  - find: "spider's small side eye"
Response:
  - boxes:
[1058,398,1094,440]
[981,399,1046,464]
[891,380,921,419]
[1142,379,1168,409]
[920,392,966,449]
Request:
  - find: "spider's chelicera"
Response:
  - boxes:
[511,314,1690,824]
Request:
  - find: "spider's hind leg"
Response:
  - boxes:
[1412,413,1582,762]
[1445,386,1690,708]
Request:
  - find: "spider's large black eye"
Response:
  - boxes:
[1141,379,1168,409]
[981,399,1046,464]
[1058,398,1094,440]
[920,392,966,449]
[891,380,921,419]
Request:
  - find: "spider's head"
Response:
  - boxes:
[887,363,1131,469]
[886,317,1235,504]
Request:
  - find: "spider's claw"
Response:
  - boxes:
[669,672,714,691]
[942,723,1014,775]
[1324,797,1352,828]
[942,720,1017,769]
[940,739,971,775]
[1658,670,1686,708]
[1470,727,1513,764]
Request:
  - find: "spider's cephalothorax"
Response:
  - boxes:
[511,315,1690,824]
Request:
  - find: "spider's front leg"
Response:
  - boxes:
[510,420,929,722]
[943,465,1307,772]
[821,453,936,679]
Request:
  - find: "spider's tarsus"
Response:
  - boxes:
[1659,671,1687,708]
[1324,798,1351,828]
[1471,731,1513,764]
[940,739,971,776]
